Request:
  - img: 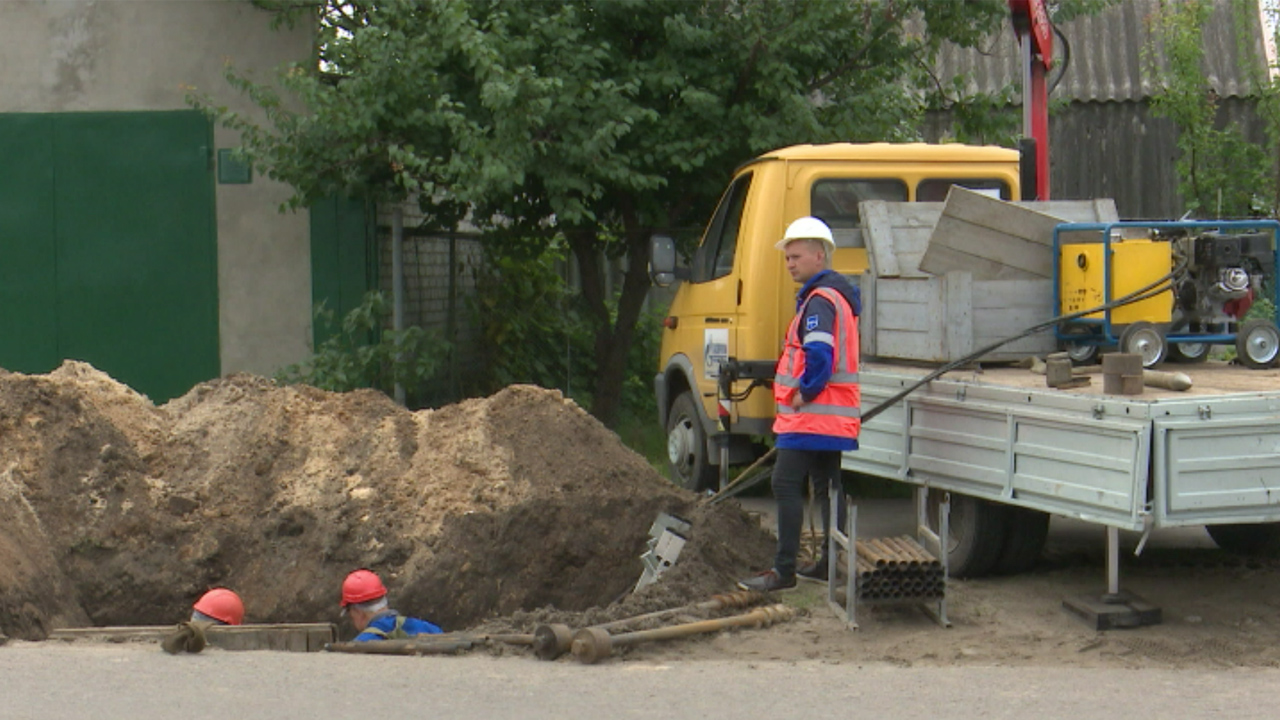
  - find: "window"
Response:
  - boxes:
[916,178,1011,202]
[811,179,908,230]
[691,173,753,283]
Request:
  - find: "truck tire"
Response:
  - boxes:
[1206,523,1280,556]
[665,391,718,492]
[925,490,1009,578]
[992,507,1050,575]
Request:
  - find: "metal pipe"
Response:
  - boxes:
[571,604,796,664]
[533,590,764,661]
[1107,525,1121,597]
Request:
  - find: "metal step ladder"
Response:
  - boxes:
[826,487,951,629]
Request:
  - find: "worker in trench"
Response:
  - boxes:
[738,216,861,593]
[341,568,444,640]
[162,587,244,654]
[190,587,245,626]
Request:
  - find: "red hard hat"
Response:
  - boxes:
[341,569,387,607]
[193,588,245,626]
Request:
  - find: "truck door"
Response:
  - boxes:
[677,172,753,417]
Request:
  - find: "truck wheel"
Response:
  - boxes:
[1235,319,1280,369]
[992,507,1050,575]
[1206,523,1280,556]
[665,391,718,492]
[925,490,1009,578]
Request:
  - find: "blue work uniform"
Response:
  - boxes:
[354,610,443,642]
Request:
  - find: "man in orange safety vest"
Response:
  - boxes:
[739,216,861,592]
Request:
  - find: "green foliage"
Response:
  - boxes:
[277,291,451,402]
[1146,0,1276,217]
[466,239,665,418]
[466,243,595,399]
[200,0,1053,425]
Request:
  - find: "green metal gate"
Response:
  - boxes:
[0,110,219,402]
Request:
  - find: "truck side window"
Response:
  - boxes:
[916,179,1011,202]
[811,179,908,230]
[691,173,753,283]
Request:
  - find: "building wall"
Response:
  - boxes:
[0,0,315,378]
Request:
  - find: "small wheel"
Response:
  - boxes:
[1118,321,1167,368]
[1058,325,1100,365]
[1235,319,1280,369]
[1166,341,1210,364]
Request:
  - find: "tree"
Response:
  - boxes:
[200,0,1017,427]
[1145,0,1274,217]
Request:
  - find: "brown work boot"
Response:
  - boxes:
[736,569,796,592]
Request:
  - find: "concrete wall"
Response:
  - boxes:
[0,0,315,377]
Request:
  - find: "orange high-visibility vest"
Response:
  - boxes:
[773,287,860,439]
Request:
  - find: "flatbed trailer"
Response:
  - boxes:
[849,360,1280,533]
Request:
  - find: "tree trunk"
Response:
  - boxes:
[566,222,654,429]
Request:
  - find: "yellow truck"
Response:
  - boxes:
[650,141,1020,492]
[649,142,1280,589]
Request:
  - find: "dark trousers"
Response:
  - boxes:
[772,448,843,577]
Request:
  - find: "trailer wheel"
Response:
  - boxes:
[1206,523,1280,556]
[1235,319,1280,369]
[665,391,718,492]
[1059,326,1100,365]
[992,507,1050,575]
[1166,341,1210,364]
[1118,321,1167,368]
[925,490,1009,578]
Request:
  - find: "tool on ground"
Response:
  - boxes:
[532,589,764,661]
[1028,354,1192,391]
[633,512,692,592]
[569,603,795,665]
[161,620,211,655]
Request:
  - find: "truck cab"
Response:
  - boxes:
[653,142,1022,491]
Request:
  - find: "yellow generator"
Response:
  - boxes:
[1059,238,1172,325]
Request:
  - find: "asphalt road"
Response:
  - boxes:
[1,643,1277,720]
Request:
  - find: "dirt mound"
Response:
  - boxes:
[0,362,774,640]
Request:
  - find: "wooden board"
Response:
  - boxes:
[918,188,1121,280]
[48,622,337,652]
[870,274,1056,363]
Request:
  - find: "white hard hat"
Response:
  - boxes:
[775,216,835,253]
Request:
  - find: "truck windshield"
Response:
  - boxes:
[691,172,753,283]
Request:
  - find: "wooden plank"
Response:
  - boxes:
[875,329,945,360]
[926,215,1054,278]
[920,188,1118,280]
[943,272,973,358]
[861,274,878,357]
[860,201,901,277]
[48,623,337,652]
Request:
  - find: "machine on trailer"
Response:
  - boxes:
[1054,220,1280,369]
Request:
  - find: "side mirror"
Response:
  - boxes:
[650,234,678,287]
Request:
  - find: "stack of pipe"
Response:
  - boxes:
[853,535,945,601]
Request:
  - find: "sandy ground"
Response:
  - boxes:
[609,498,1280,670]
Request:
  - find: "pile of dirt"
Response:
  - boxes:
[0,362,775,640]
